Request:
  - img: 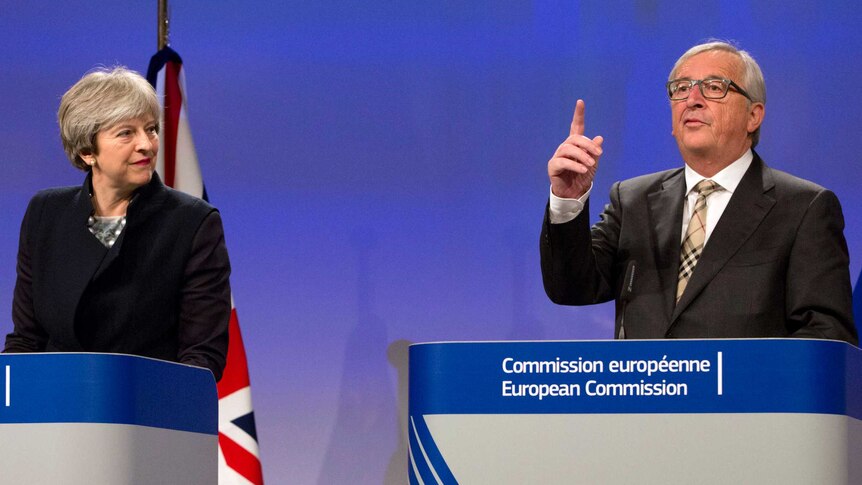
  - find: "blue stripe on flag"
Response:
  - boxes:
[145,47,183,87]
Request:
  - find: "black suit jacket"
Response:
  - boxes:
[541,154,858,344]
[4,173,232,379]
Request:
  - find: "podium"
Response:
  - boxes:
[408,339,862,484]
[0,353,217,484]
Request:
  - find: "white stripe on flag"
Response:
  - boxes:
[172,69,204,197]
[218,446,257,485]
[218,387,261,454]
[154,69,167,179]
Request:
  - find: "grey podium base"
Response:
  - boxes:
[425,413,862,485]
[0,422,216,485]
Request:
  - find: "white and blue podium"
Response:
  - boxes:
[0,353,217,484]
[408,339,862,484]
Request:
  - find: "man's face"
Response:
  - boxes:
[670,50,764,169]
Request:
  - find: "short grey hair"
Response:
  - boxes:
[669,40,766,148]
[58,66,160,171]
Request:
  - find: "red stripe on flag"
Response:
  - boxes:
[218,309,251,398]
[219,433,264,484]
[162,61,182,188]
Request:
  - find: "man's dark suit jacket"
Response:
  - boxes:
[4,172,232,379]
[541,153,858,345]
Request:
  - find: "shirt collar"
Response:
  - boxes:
[684,149,753,195]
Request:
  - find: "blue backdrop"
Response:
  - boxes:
[1,2,860,482]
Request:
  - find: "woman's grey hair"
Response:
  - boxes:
[58,66,160,171]
[669,40,766,148]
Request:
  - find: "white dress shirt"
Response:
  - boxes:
[549,150,755,245]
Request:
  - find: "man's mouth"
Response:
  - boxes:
[684,118,708,126]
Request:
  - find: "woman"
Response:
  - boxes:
[3,67,231,380]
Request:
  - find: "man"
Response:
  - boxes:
[540,41,857,345]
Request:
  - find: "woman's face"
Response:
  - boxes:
[89,117,159,195]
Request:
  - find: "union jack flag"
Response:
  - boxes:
[147,47,264,485]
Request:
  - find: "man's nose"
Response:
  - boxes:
[686,83,706,107]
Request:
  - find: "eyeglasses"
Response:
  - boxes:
[666,78,753,101]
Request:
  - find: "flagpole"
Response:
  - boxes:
[158,0,169,49]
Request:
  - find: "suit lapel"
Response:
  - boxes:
[48,178,109,348]
[646,170,686,323]
[670,156,776,322]
[91,218,126,281]
[64,178,110,289]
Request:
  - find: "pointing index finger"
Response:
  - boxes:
[570,99,585,137]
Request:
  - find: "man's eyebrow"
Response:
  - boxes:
[673,74,726,80]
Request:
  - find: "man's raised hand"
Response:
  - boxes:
[548,99,603,199]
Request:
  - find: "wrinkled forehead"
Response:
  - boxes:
[673,50,744,81]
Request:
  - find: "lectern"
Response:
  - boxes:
[0,353,217,484]
[409,339,862,484]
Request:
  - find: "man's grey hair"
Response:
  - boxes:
[669,40,766,148]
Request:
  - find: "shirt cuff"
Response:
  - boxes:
[549,184,591,224]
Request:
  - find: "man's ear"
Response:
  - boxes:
[747,102,765,134]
